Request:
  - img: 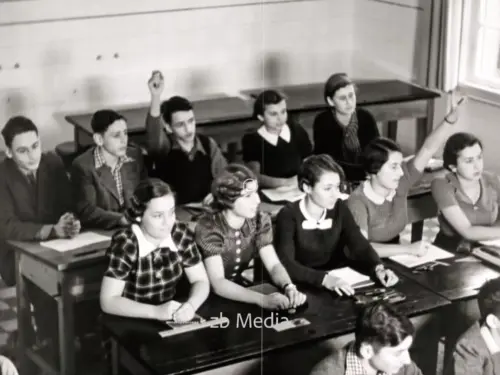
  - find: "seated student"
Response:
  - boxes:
[100,178,209,321]
[445,277,500,375]
[195,164,307,310]
[0,116,81,284]
[347,102,461,257]
[0,116,80,366]
[313,73,380,182]
[72,109,145,230]
[145,70,227,205]
[275,154,398,295]
[310,302,422,375]
[432,132,500,251]
[242,90,312,189]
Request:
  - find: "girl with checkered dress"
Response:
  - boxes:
[100,178,209,322]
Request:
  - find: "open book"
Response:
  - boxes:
[389,242,454,268]
[327,267,374,288]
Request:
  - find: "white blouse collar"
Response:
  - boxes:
[299,198,332,230]
[257,124,291,146]
[362,180,396,205]
[131,224,178,257]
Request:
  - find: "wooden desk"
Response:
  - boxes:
[242,80,440,150]
[103,275,449,375]
[65,96,255,154]
[10,232,112,375]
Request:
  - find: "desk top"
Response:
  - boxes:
[65,96,254,135]
[242,80,440,112]
[102,274,449,375]
[388,254,500,301]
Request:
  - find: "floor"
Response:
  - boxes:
[0,218,444,374]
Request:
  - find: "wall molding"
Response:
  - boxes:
[0,0,318,27]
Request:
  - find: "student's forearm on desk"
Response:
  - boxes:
[211,278,263,306]
[458,225,500,242]
[100,296,158,319]
[268,264,292,289]
[185,280,210,311]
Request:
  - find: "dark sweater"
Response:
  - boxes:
[313,108,379,181]
[242,123,312,178]
[274,199,381,287]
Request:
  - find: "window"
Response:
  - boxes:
[461,0,500,90]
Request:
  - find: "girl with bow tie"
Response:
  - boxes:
[195,164,307,310]
[274,154,398,296]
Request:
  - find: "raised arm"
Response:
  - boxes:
[145,70,171,155]
[413,99,463,172]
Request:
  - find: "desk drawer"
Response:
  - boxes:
[20,254,59,296]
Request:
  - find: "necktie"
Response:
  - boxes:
[27,173,36,187]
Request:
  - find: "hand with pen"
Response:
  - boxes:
[53,212,81,239]
[374,265,399,287]
[155,301,195,323]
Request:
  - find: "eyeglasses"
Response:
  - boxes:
[241,179,258,196]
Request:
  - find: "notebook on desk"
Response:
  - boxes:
[327,267,374,288]
[260,185,305,203]
[473,240,500,269]
[389,242,453,268]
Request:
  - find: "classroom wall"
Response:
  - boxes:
[351,0,500,174]
[0,0,354,150]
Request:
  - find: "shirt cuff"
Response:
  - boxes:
[35,225,55,241]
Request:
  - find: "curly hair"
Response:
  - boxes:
[211,164,257,210]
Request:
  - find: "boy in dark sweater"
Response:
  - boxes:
[311,302,422,375]
[242,89,312,189]
[445,277,500,375]
[145,71,227,205]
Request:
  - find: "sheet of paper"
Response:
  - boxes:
[40,231,110,252]
[389,242,454,268]
[261,185,305,202]
[327,267,371,286]
[480,239,500,247]
[182,202,205,210]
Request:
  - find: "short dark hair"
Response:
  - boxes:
[324,73,356,103]
[2,116,39,149]
[354,302,414,354]
[126,178,175,222]
[91,110,125,134]
[478,277,500,322]
[253,90,286,119]
[161,96,193,124]
[362,137,402,175]
[298,154,345,192]
[442,132,483,171]
[211,163,257,210]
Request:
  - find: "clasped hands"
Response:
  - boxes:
[259,285,307,311]
[54,212,81,239]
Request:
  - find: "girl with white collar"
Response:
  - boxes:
[346,100,462,257]
[274,154,398,296]
[242,89,312,189]
[100,178,209,322]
